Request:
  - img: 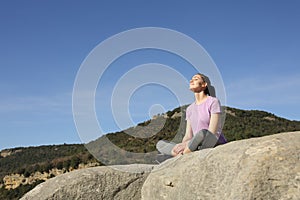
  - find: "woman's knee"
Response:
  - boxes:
[156,140,166,150]
[194,130,206,140]
[188,130,206,151]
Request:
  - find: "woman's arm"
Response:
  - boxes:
[208,113,220,134]
[172,120,193,156]
[182,120,193,143]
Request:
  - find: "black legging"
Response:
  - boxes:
[156,129,219,155]
[188,129,218,151]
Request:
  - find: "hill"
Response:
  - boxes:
[1,106,300,199]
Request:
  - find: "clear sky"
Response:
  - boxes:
[1,0,300,150]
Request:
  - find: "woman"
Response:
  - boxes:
[156,73,227,160]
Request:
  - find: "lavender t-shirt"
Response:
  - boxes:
[186,96,222,137]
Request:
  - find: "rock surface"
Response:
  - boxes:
[141,131,300,200]
[21,164,154,200]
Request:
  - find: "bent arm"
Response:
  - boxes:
[208,113,220,135]
[171,120,193,156]
[182,120,193,143]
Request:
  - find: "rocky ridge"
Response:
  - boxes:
[3,162,99,190]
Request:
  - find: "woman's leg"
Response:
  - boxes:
[156,140,177,156]
[187,130,205,151]
[187,129,218,151]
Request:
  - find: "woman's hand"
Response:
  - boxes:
[171,143,186,156]
[171,120,192,156]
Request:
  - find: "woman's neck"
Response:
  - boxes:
[194,92,208,105]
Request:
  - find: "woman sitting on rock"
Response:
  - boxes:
[156,73,227,161]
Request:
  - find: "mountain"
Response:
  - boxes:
[1,106,300,199]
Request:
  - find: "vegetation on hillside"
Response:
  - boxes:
[0,144,100,199]
[223,107,300,141]
[0,180,43,200]
[0,144,98,182]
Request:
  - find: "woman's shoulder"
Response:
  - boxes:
[206,96,222,111]
[208,96,218,101]
[206,96,220,104]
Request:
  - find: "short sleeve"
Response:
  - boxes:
[210,98,221,114]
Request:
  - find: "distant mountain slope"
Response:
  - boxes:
[223,107,300,141]
[1,106,300,199]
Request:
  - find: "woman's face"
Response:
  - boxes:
[189,74,206,92]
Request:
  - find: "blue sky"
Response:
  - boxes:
[1,1,300,150]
